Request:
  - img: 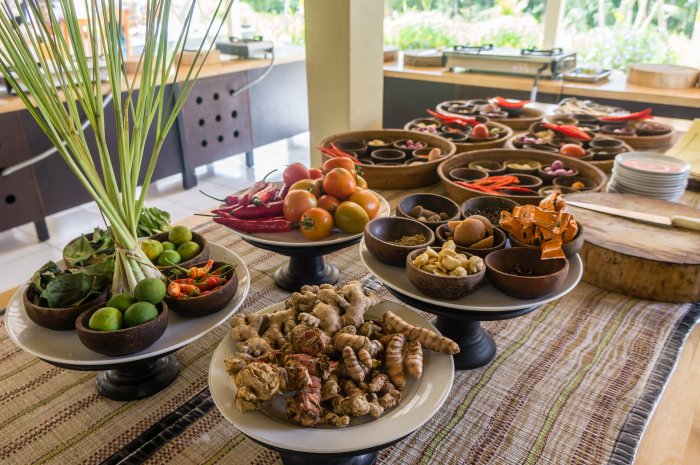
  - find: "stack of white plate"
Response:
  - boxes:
[607,152,690,202]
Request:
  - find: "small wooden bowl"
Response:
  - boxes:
[335,140,367,158]
[449,167,489,182]
[406,248,486,300]
[485,248,569,299]
[507,224,585,258]
[537,185,579,196]
[371,149,406,164]
[504,159,542,175]
[461,196,520,225]
[412,147,438,160]
[76,302,168,356]
[589,138,625,150]
[601,125,635,136]
[469,133,499,143]
[164,261,239,316]
[571,114,598,124]
[546,115,578,126]
[396,193,461,231]
[435,224,507,258]
[364,217,435,267]
[553,176,596,191]
[23,286,109,331]
[468,160,506,175]
[524,144,559,153]
[512,174,543,190]
[440,132,469,142]
[150,231,210,271]
[537,165,579,184]
[393,139,427,155]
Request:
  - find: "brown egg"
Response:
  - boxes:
[468,215,493,235]
[454,218,486,246]
[470,235,494,249]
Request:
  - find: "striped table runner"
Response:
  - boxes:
[1,187,698,465]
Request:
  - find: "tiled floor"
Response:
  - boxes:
[0,133,310,292]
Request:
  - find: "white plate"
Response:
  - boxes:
[359,239,583,312]
[231,192,391,248]
[614,153,691,175]
[4,243,250,366]
[208,300,454,454]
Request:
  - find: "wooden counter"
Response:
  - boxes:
[384,59,700,109]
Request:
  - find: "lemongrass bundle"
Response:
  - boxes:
[0,0,232,294]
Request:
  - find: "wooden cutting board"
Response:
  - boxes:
[565,192,700,303]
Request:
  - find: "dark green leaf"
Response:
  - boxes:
[41,273,100,308]
[63,235,95,266]
[29,261,61,293]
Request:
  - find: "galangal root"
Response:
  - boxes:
[225,281,458,427]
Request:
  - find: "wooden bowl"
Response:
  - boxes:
[504,159,542,175]
[150,231,209,271]
[439,149,606,205]
[546,115,578,126]
[602,128,676,149]
[439,132,469,143]
[538,185,579,196]
[507,224,585,259]
[485,248,569,299]
[537,165,579,184]
[435,224,507,258]
[468,160,506,175]
[453,122,513,153]
[76,302,169,356]
[406,248,486,300]
[460,196,520,225]
[364,217,435,267]
[448,167,489,182]
[498,107,545,130]
[396,193,461,231]
[553,176,597,191]
[371,149,406,164]
[322,130,456,189]
[511,174,543,190]
[164,261,239,317]
[23,286,109,331]
[335,140,367,158]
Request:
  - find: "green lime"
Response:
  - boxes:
[88,307,123,331]
[177,241,201,261]
[157,250,181,267]
[140,239,163,261]
[133,278,166,304]
[168,225,192,245]
[161,241,176,252]
[124,301,158,327]
[106,293,135,313]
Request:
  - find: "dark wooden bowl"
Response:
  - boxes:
[23,286,109,331]
[448,167,489,182]
[553,176,597,191]
[164,261,239,316]
[460,196,520,225]
[150,231,209,271]
[507,224,585,258]
[546,115,578,126]
[76,301,169,356]
[485,248,569,299]
[452,122,513,153]
[335,140,367,158]
[371,149,406,164]
[406,248,486,300]
[537,186,579,196]
[435,224,507,258]
[511,174,543,190]
[396,193,461,232]
[364,217,435,267]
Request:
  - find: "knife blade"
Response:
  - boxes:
[566,200,700,232]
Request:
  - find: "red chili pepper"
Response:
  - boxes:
[317,145,362,164]
[541,123,592,141]
[195,275,228,291]
[213,216,293,233]
[232,201,284,219]
[188,259,214,279]
[426,109,478,126]
[178,283,200,297]
[251,184,278,206]
[599,108,653,122]
[239,169,278,206]
[490,96,529,108]
[167,281,181,298]
[173,278,195,284]
[199,190,239,206]
[276,184,290,201]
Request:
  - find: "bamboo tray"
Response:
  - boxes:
[320,130,456,190]
[438,149,607,205]
[436,101,544,130]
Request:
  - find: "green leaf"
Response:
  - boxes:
[40,273,99,308]
[76,259,115,279]
[29,261,61,294]
[63,235,95,266]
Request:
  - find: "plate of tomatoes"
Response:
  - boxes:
[209,158,390,248]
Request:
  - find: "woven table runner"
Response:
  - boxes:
[1,189,698,465]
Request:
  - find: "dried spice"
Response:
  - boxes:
[389,234,427,247]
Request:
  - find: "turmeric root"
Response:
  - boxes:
[367,373,391,393]
[383,310,460,355]
[405,340,423,378]
[386,333,406,390]
[357,348,373,371]
[321,373,340,401]
[342,346,366,383]
[379,388,402,409]
[358,320,383,338]
[367,393,385,418]
[333,332,371,352]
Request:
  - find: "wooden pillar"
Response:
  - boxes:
[542,0,566,49]
[304,0,384,166]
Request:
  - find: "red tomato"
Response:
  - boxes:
[309,168,324,179]
[322,158,357,178]
[333,201,369,234]
[356,175,368,189]
[471,124,490,139]
[283,190,317,222]
[283,163,310,186]
[290,179,322,198]
[317,194,341,214]
[322,168,357,201]
[559,143,586,157]
[299,208,334,240]
[348,189,381,219]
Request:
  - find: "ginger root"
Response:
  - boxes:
[383,310,460,354]
[405,340,423,378]
[234,362,281,412]
[386,333,406,390]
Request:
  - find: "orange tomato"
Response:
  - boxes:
[283,190,317,222]
[317,194,341,214]
[559,143,586,157]
[333,201,369,234]
[322,158,357,178]
[322,168,357,200]
[355,175,368,189]
[471,124,490,139]
[348,189,381,219]
[299,208,334,240]
[289,179,322,198]
[309,168,324,179]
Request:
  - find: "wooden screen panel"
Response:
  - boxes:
[0,168,45,232]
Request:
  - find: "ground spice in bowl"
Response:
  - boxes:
[389,234,428,246]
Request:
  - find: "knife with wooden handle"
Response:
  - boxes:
[566,200,700,232]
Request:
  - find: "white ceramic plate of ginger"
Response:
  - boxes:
[208,300,454,454]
